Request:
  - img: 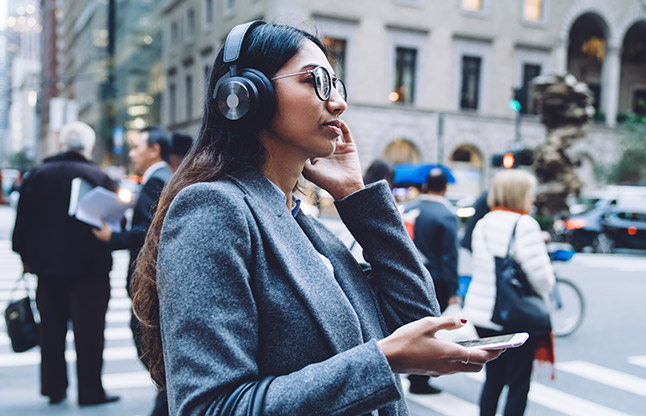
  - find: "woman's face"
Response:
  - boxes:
[263,39,347,161]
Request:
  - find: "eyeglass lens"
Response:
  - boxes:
[312,66,346,102]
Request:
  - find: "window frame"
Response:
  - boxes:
[460,55,482,110]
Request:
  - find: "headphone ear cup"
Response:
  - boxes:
[213,73,257,123]
[240,68,276,128]
[212,68,275,129]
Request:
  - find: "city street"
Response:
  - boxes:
[1,206,645,415]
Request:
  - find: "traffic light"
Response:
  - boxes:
[509,87,526,113]
[491,148,534,168]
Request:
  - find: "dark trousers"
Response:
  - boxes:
[476,327,537,416]
[35,275,110,402]
[408,279,452,389]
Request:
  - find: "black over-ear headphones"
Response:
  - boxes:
[212,20,276,128]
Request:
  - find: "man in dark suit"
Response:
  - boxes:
[93,126,172,295]
[403,168,460,394]
[93,125,172,416]
[12,121,120,406]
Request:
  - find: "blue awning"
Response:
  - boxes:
[394,163,456,185]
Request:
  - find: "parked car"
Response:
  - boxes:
[563,197,618,252]
[597,202,646,252]
[564,194,646,253]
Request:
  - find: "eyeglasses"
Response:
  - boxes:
[271,66,347,102]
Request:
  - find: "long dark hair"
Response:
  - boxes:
[132,22,326,388]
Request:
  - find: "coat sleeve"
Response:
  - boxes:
[110,177,165,251]
[334,180,440,331]
[158,183,400,416]
[514,215,555,295]
[11,170,37,264]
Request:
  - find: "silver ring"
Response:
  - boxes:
[461,348,471,365]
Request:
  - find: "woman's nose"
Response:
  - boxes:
[327,87,347,115]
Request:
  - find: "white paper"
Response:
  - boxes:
[73,186,130,232]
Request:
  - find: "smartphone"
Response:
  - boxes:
[455,332,529,350]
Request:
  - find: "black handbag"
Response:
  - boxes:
[218,376,276,416]
[490,219,552,336]
[4,274,39,353]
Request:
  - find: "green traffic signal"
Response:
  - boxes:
[509,99,521,112]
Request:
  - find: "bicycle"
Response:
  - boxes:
[548,249,585,336]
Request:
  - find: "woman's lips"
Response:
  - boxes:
[322,120,342,136]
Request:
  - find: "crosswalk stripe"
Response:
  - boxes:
[0,346,137,367]
[0,326,134,346]
[468,372,631,416]
[401,377,487,416]
[628,355,646,369]
[103,371,155,390]
[0,309,131,330]
[557,360,646,396]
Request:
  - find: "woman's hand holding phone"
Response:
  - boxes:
[302,120,365,200]
[378,316,503,377]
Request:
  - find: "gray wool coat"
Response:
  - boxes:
[157,168,440,415]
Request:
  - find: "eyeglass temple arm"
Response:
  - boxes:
[270,70,311,81]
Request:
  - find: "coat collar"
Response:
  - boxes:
[227,168,364,353]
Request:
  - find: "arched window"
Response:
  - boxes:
[382,139,421,164]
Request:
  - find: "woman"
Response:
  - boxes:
[462,169,555,416]
[133,21,501,415]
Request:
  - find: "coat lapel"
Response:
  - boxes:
[228,170,363,354]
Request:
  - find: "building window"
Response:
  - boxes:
[633,89,646,116]
[520,63,541,114]
[460,55,481,110]
[462,0,484,12]
[224,0,235,16]
[523,0,544,22]
[204,0,214,26]
[186,75,193,120]
[390,47,417,104]
[186,8,196,41]
[323,37,346,81]
[169,83,177,124]
[170,21,179,48]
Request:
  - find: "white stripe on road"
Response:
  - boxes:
[0,309,131,330]
[628,356,646,369]
[0,346,137,367]
[401,377,487,416]
[0,326,134,346]
[103,371,155,390]
[468,372,630,416]
[0,287,129,302]
[557,360,646,396]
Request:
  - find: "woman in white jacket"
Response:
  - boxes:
[462,169,555,416]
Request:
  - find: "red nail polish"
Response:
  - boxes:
[460,317,468,324]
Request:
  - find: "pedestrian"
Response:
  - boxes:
[92,125,172,416]
[363,158,394,187]
[11,121,120,406]
[168,132,193,172]
[131,21,502,415]
[402,167,461,394]
[462,169,555,416]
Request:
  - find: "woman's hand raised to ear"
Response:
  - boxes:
[302,120,365,200]
[378,316,503,377]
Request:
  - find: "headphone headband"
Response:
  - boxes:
[223,20,266,64]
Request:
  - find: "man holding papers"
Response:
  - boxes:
[92,126,172,296]
[12,121,120,406]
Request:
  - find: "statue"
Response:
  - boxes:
[530,74,596,217]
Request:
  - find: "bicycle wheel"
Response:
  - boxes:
[549,277,585,337]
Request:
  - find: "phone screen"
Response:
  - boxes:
[455,334,516,348]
